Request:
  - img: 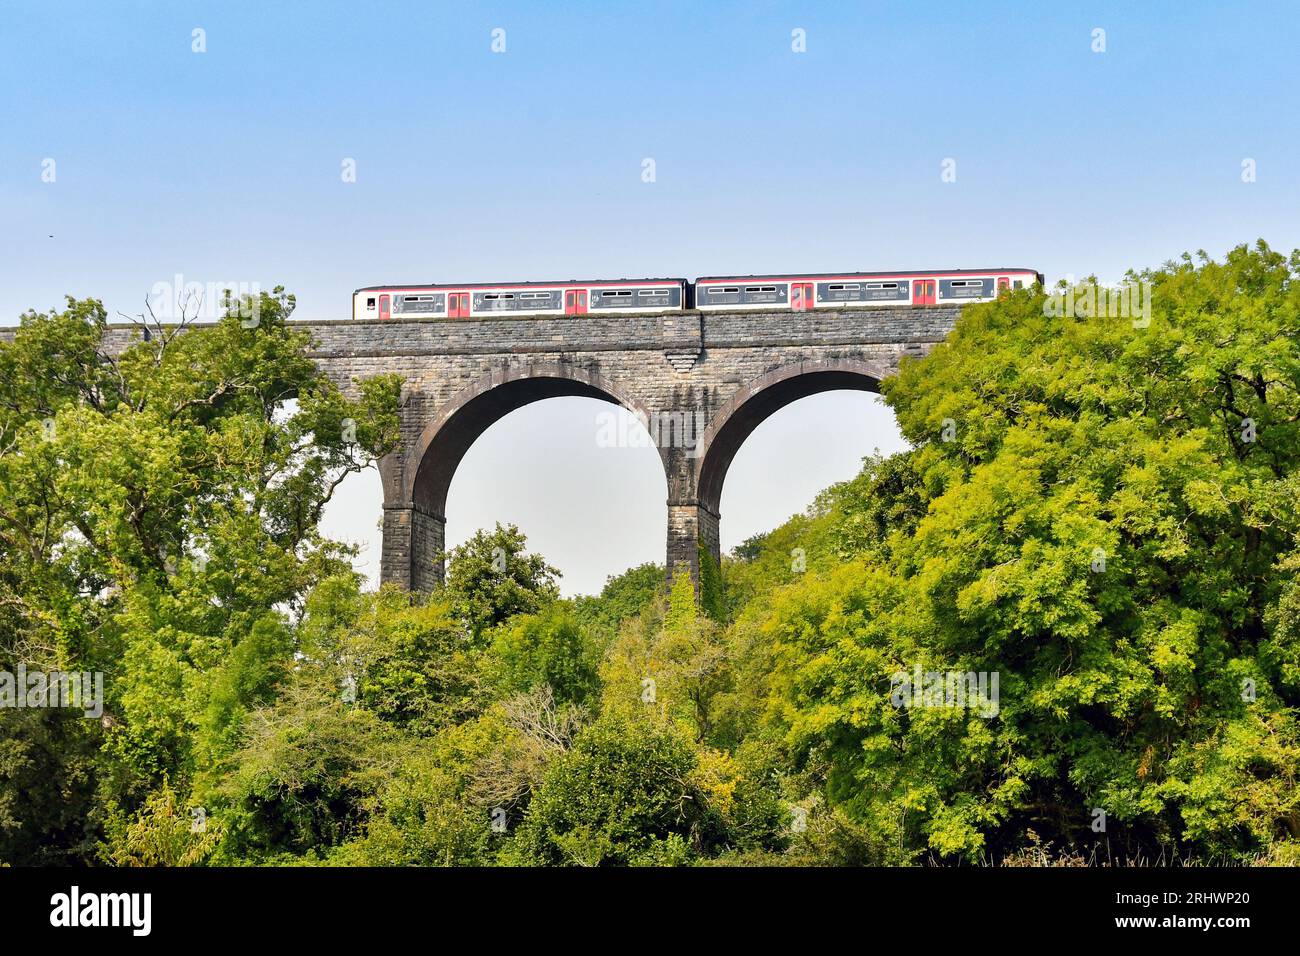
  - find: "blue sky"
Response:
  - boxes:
[3,1,1298,593]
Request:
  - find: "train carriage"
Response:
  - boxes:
[353,278,689,320]
[692,268,1042,312]
[354,268,1042,320]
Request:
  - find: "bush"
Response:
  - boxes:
[507,715,702,866]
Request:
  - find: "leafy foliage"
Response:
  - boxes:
[443,523,560,641]
[4,244,1299,867]
[483,602,600,706]
[505,714,703,866]
[761,242,1300,861]
[0,292,399,863]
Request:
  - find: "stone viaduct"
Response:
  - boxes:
[300,306,960,591]
[7,307,961,591]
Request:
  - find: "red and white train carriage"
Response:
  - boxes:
[353,278,687,320]
[692,268,1042,311]
[352,268,1041,320]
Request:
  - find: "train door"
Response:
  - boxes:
[791,282,814,311]
[378,294,391,320]
[912,279,936,306]
[564,289,588,315]
[447,293,470,318]
[997,276,1010,294]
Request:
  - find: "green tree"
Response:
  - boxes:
[0,709,100,865]
[0,292,400,861]
[101,778,221,866]
[769,243,1300,862]
[213,676,398,862]
[483,602,600,706]
[600,569,735,744]
[443,523,560,641]
[327,753,493,867]
[506,714,702,866]
[571,562,665,647]
[299,575,483,736]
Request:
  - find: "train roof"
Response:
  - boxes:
[354,278,689,293]
[695,268,1041,281]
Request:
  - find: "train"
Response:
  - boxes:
[352,268,1042,320]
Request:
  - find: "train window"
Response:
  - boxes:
[745,285,777,293]
[1013,280,1023,290]
[366,298,376,308]
[520,291,551,300]
[865,283,897,290]
[604,290,633,297]
[828,284,861,291]
[483,293,516,300]
[707,287,740,295]
[638,289,668,296]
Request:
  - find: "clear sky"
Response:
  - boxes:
[4,1,1298,594]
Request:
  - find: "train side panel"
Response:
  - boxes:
[695,271,1040,312]
[355,280,687,319]
[587,283,684,312]
[695,280,792,311]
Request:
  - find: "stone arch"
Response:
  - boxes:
[689,358,889,566]
[387,362,664,591]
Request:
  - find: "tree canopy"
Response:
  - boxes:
[3,243,1298,867]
